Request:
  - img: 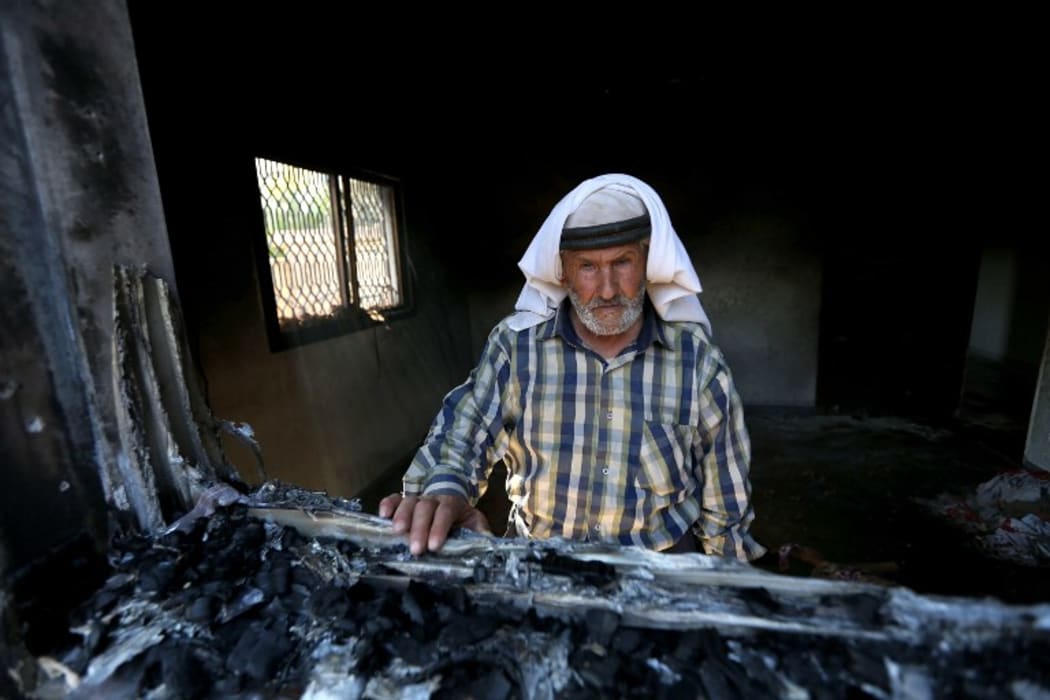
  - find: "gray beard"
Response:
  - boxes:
[568,285,646,336]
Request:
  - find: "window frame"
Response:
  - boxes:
[250,154,414,352]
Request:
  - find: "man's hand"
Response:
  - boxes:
[378,494,492,555]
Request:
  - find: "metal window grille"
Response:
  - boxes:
[255,158,403,332]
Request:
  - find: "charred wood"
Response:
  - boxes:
[16,482,1050,699]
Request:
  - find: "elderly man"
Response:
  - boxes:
[380,174,765,562]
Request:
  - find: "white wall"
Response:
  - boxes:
[1025,323,1050,471]
[968,247,1016,360]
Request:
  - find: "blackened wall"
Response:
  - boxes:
[1,0,177,582]
[126,9,1038,500]
[127,13,487,498]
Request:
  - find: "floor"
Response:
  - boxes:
[357,406,1047,604]
[745,409,1043,603]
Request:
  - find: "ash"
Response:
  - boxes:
[25,483,1050,699]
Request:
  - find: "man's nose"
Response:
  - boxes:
[597,268,618,299]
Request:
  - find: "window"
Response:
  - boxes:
[253,157,410,349]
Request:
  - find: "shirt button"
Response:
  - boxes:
[601,467,610,475]
[605,410,614,420]
[593,524,601,531]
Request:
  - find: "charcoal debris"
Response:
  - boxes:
[20,483,1050,699]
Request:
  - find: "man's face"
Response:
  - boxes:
[560,242,647,336]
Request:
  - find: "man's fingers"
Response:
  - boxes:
[391,496,418,534]
[378,493,402,519]
[408,498,438,556]
[385,495,491,555]
[463,508,493,535]
[428,500,464,552]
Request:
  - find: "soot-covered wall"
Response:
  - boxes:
[127,64,479,497]
[128,9,1035,499]
[2,0,182,579]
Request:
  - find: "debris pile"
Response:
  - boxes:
[18,482,1050,699]
[920,469,1050,567]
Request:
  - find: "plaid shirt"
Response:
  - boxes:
[404,301,765,561]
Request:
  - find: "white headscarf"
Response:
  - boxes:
[508,173,712,335]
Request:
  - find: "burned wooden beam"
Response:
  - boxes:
[109,266,243,531]
[16,481,1050,699]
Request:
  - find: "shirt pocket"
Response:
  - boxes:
[635,421,696,498]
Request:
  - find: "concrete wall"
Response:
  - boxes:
[963,245,1050,417]
[1025,323,1050,470]
[194,167,820,504]
[968,247,1016,360]
[695,213,820,407]
[194,230,473,499]
[464,201,821,410]
[967,245,1048,367]
[126,10,1031,497]
[124,6,491,500]
[123,15,843,503]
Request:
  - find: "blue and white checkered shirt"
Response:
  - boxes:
[403,301,765,561]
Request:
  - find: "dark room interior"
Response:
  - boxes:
[2,4,1047,697]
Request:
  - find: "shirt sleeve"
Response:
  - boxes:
[692,360,767,562]
[401,327,511,503]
